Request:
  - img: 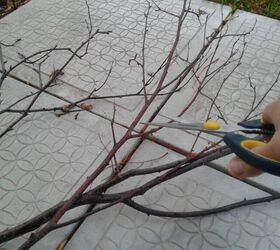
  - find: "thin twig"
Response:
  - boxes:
[0,38,21,47]
[89,62,113,96]
[141,0,151,102]
[0,30,111,140]
[245,70,280,120]
[125,195,280,218]
[0,44,6,82]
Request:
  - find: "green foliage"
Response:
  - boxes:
[211,0,280,20]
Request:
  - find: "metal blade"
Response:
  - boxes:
[143,119,266,137]
[143,122,247,134]
[143,122,207,131]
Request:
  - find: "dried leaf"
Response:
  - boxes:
[80,103,93,111]
[54,110,64,117]
[62,104,71,113]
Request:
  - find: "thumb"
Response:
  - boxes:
[228,144,271,179]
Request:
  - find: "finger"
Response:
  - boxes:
[228,143,275,179]
[262,101,280,129]
[228,156,262,179]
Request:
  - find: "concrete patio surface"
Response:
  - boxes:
[0,0,280,249]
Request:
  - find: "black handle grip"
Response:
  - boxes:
[238,119,275,132]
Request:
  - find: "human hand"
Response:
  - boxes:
[228,100,280,179]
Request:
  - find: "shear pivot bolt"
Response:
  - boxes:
[203,120,221,130]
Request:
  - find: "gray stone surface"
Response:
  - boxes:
[0,0,230,111]
[0,78,116,246]
[0,0,280,250]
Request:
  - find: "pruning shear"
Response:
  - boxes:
[143,118,280,176]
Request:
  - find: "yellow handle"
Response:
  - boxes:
[240,139,280,164]
[240,139,266,149]
[224,134,280,176]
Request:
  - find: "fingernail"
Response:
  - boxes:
[228,160,244,177]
